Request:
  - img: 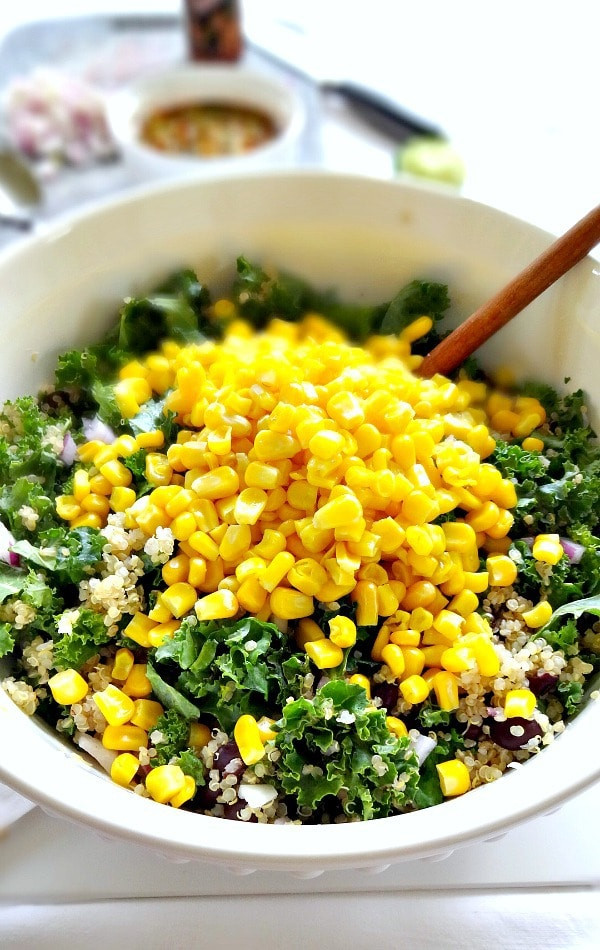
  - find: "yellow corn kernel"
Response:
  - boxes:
[505,688,537,719]
[448,589,479,618]
[469,635,501,677]
[195,589,238,621]
[146,764,186,804]
[187,556,208,588]
[98,458,132,489]
[401,646,426,678]
[492,478,518,509]
[145,453,173,487]
[462,613,492,637]
[329,616,357,648]
[234,488,268,525]
[72,469,90,502]
[237,575,268,613]
[244,461,280,490]
[376,583,400,617]
[402,581,437,611]
[122,664,152,699]
[313,492,362,530]
[219,523,252,561]
[192,466,240,500]
[130,699,163,731]
[260,551,295,593]
[436,759,471,796]
[162,554,191,586]
[109,486,136,513]
[286,558,327,597]
[70,513,103,530]
[433,609,465,642]
[171,775,197,809]
[189,722,212,750]
[123,613,156,648]
[381,643,405,678]
[110,752,140,788]
[352,580,378,626]
[270,587,313,620]
[399,674,430,705]
[55,495,81,521]
[48,668,88,705]
[134,430,164,450]
[522,436,544,452]
[80,493,110,517]
[465,501,500,533]
[349,673,371,698]
[522,600,553,628]
[160,584,198,618]
[401,314,433,343]
[134,503,170,536]
[432,670,459,710]
[305,638,344,669]
[405,524,434,556]
[234,714,266,765]
[188,530,220,561]
[390,628,421,648]
[148,620,180,647]
[532,533,564,565]
[308,429,345,461]
[486,554,518,587]
[102,724,149,751]
[401,490,439,524]
[386,716,408,739]
[442,521,477,553]
[93,683,135,727]
[327,391,365,430]
[462,571,489,594]
[254,430,300,462]
[169,511,197,542]
[148,601,172,623]
[407,607,433,633]
[370,625,391,662]
[440,645,474,674]
[296,618,325,648]
[111,648,135,683]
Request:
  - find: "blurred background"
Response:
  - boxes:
[1,0,598,237]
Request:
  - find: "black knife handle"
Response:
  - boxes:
[323,81,444,140]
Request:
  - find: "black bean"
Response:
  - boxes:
[213,740,245,777]
[223,801,257,822]
[489,716,543,750]
[528,671,559,697]
[371,682,399,711]
[462,722,483,741]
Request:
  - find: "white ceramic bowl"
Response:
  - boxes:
[107,64,306,180]
[0,171,599,874]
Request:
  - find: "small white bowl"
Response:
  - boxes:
[108,64,307,180]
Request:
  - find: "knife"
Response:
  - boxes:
[244,15,445,140]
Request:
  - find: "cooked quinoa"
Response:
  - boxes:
[1,259,599,823]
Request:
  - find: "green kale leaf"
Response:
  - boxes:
[53,608,112,670]
[11,527,104,585]
[154,615,311,733]
[0,623,15,658]
[272,681,420,820]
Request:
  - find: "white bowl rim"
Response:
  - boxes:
[0,168,598,871]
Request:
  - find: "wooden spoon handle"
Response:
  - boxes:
[419,203,600,378]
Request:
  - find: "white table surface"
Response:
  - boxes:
[1,3,600,947]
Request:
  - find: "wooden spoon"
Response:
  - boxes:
[419,203,600,378]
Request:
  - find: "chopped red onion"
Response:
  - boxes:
[82,416,116,444]
[4,67,116,177]
[60,431,78,466]
[0,521,18,565]
[559,538,586,564]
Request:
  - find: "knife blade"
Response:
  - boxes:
[245,15,445,140]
